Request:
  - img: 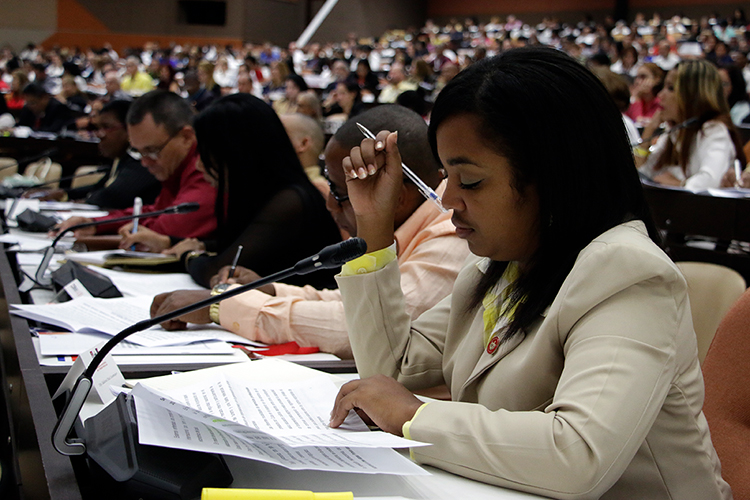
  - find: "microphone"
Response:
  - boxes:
[5,166,111,218]
[50,238,367,496]
[19,202,200,292]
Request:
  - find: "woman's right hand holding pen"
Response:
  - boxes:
[343,130,402,252]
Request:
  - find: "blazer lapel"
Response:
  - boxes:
[457,316,525,400]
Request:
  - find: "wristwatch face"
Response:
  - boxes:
[212,283,231,294]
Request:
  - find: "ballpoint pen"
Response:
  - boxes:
[355,122,448,213]
[130,197,142,251]
[228,244,243,279]
[734,159,744,189]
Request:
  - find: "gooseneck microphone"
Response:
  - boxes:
[50,238,366,497]
[19,202,200,292]
[51,237,367,455]
[6,166,111,219]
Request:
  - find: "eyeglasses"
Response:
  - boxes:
[322,167,349,205]
[127,131,178,161]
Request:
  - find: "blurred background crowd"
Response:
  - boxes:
[1,8,748,137]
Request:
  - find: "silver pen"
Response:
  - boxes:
[356,122,447,213]
[734,159,744,189]
[228,245,244,279]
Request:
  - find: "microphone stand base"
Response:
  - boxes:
[83,393,233,500]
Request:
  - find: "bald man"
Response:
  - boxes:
[280,113,328,198]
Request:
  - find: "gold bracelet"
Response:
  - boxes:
[633,146,650,158]
[209,283,230,324]
[209,302,221,324]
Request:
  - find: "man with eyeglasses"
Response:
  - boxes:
[53,91,217,249]
[30,100,161,209]
[150,105,469,359]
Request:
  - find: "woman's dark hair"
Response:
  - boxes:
[619,45,638,64]
[340,77,362,101]
[720,63,749,108]
[157,63,176,90]
[287,73,309,92]
[428,47,660,343]
[193,93,311,250]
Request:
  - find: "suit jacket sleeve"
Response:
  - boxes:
[338,233,702,499]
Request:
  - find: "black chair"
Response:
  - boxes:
[643,183,750,283]
[736,124,750,145]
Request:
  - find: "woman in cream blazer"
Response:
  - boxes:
[329,48,731,500]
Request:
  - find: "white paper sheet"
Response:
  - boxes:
[131,373,428,475]
[0,232,73,251]
[134,374,423,450]
[39,201,102,211]
[38,331,236,356]
[4,198,40,220]
[54,210,109,220]
[62,250,116,266]
[11,296,227,346]
[38,352,248,366]
[89,267,206,296]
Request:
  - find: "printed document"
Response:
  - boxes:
[12,296,225,346]
[131,371,429,475]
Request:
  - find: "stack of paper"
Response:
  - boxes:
[131,360,429,475]
[12,296,234,346]
[0,232,73,252]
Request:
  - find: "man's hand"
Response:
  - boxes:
[150,290,213,330]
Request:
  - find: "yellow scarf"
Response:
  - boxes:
[482,262,520,348]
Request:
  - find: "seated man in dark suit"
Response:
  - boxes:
[16,83,75,133]
[29,100,161,209]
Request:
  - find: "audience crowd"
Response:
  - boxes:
[1,9,749,134]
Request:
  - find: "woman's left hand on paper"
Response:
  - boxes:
[329,374,423,436]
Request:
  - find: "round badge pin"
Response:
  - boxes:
[487,335,500,355]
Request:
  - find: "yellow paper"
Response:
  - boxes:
[201,488,353,500]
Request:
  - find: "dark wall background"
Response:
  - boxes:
[0,0,744,52]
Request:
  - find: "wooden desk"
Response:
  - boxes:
[0,246,82,499]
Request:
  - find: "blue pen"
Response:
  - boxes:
[130,197,142,251]
[356,122,448,213]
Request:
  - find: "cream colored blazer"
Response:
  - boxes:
[338,221,732,500]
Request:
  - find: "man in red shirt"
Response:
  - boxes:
[54,91,217,248]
